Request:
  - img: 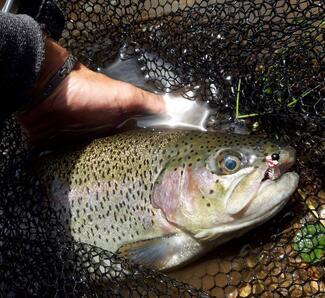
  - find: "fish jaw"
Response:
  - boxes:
[244,171,299,218]
[224,165,267,215]
[194,171,299,241]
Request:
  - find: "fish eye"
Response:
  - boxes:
[206,149,242,174]
[222,156,241,173]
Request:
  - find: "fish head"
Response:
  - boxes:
[152,133,299,243]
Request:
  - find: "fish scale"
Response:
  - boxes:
[34,129,297,270]
[38,131,186,251]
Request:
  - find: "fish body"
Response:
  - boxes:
[36,130,299,270]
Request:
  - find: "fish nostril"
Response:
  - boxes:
[271,153,280,161]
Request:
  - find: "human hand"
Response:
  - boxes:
[17,39,165,145]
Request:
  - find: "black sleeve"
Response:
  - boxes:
[0,12,44,120]
[18,0,65,40]
[0,1,65,122]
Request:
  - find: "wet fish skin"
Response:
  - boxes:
[36,130,298,270]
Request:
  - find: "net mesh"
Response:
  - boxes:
[1,0,324,297]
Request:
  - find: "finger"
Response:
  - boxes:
[117,82,166,115]
[136,89,166,114]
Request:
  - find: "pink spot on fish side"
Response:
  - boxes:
[152,166,201,222]
[152,166,214,224]
[152,170,182,222]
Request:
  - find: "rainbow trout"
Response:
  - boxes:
[36,130,299,270]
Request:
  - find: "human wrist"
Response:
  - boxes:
[34,37,69,91]
[22,37,78,111]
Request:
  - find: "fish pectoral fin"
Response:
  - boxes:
[117,234,180,270]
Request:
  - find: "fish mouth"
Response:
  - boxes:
[244,145,297,212]
[225,146,296,216]
[253,146,297,206]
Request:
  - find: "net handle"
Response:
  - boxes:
[1,0,20,13]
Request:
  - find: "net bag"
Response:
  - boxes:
[1,0,324,297]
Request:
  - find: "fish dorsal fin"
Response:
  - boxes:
[116,234,188,270]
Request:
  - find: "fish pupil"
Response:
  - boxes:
[225,157,237,170]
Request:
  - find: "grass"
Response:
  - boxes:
[235,75,320,119]
[235,78,260,119]
[287,85,320,107]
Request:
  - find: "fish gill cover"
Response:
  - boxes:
[0,0,324,297]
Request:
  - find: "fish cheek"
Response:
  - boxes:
[190,169,226,218]
[152,166,222,232]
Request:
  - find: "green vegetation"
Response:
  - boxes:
[235,78,259,119]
